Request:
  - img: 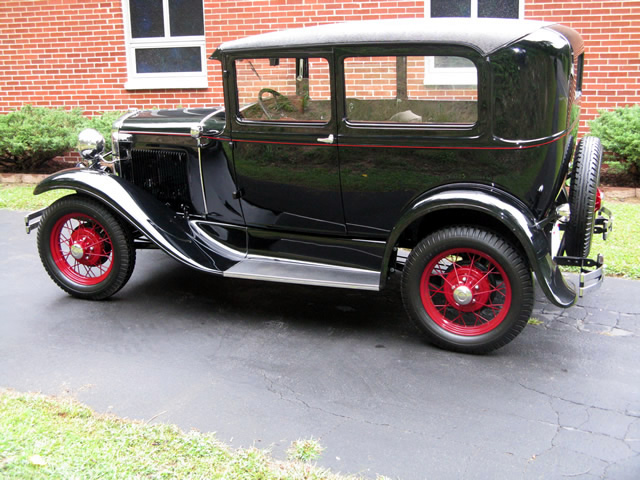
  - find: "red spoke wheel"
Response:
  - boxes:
[49,213,114,285]
[420,248,512,336]
[37,195,136,300]
[402,227,533,354]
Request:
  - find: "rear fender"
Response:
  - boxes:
[385,188,577,308]
[33,168,245,273]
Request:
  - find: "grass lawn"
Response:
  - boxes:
[0,184,69,211]
[0,390,366,480]
[591,199,640,278]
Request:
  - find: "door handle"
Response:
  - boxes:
[317,134,334,144]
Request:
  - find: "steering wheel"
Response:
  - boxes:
[258,88,284,119]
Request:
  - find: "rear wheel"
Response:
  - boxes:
[401,226,533,354]
[565,136,603,257]
[37,195,135,300]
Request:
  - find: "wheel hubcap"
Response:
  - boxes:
[452,285,473,305]
[69,226,107,267]
[70,243,84,260]
[442,266,492,313]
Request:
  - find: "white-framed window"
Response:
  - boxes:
[122,0,207,90]
[424,0,524,86]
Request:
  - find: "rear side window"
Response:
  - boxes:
[344,55,477,125]
[576,53,584,94]
[235,57,331,123]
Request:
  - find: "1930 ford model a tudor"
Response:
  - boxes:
[25,19,613,353]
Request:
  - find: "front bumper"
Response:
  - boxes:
[25,206,46,234]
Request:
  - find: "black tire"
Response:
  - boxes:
[37,194,136,300]
[401,226,534,354]
[565,136,603,257]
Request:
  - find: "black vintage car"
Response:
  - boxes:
[26,19,612,353]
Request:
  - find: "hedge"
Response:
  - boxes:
[0,106,124,172]
[589,105,640,175]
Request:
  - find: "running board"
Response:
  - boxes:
[224,257,381,291]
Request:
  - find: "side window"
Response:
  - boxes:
[576,53,584,94]
[122,0,207,90]
[235,57,331,123]
[344,56,477,125]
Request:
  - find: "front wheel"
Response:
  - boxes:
[37,194,136,300]
[401,226,533,354]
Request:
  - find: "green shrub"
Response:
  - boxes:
[0,106,125,173]
[0,105,86,172]
[589,105,640,175]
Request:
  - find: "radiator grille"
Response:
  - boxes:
[128,149,191,210]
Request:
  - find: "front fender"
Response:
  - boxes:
[34,168,243,273]
[384,188,577,308]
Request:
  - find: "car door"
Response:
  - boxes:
[229,54,343,236]
[336,47,484,238]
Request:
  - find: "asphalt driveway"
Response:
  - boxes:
[1,209,639,479]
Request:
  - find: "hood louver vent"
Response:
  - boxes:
[127,149,191,211]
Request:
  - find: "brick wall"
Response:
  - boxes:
[526,0,640,133]
[0,0,422,117]
[0,0,638,135]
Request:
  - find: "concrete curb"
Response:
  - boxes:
[0,173,50,184]
[1,172,639,199]
[602,186,640,200]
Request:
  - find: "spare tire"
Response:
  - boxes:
[564,136,603,257]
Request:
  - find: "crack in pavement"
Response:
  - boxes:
[533,304,638,337]
[259,372,464,444]
[518,381,640,477]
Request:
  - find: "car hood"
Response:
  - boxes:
[116,107,226,136]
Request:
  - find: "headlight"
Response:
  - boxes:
[77,128,105,161]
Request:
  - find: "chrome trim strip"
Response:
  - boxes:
[190,220,246,260]
[243,254,372,272]
[224,256,380,290]
[119,130,193,137]
[197,147,208,213]
[112,109,139,130]
[199,108,225,130]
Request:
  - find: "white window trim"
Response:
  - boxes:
[423,0,524,86]
[121,0,207,90]
[424,57,478,86]
[424,0,525,20]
